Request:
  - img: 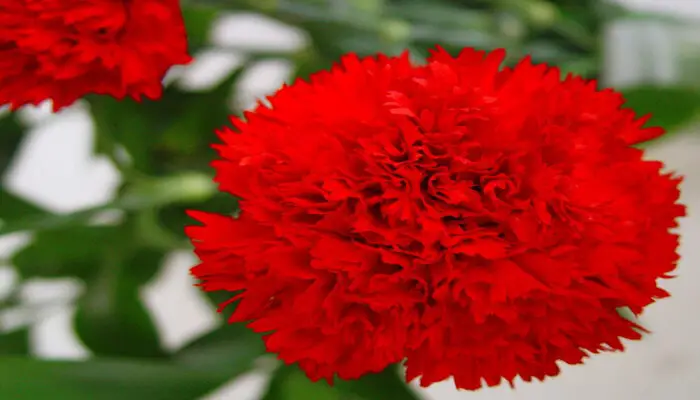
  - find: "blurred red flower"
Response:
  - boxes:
[186,47,685,390]
[0,0,190,111]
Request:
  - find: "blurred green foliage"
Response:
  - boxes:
[1,0,699,399]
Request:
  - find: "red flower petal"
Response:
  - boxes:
[0,0,190,110]
[187,47,684,389]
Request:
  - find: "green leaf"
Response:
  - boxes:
[0,113,25,176]
[11,226,122,279]
[261,365,340,400]
[89,96,154,173]
[0,190,47,231]
[182,5,218,51]
[335,365,421,400]
[120,172,217,210]
[0,115,42,232]
[0,202,114,236]
[388,2,490,30]
[155,67,247,172]
[123,247,167,287]
[0,328,30,355]
[0,182,218,236]
[8,216,169,358]
[74,249,165,358]
[260,364,420,400]
[621,86,700,135]
[88,65,246,175]
[558,57,598,78]
[0,357,232,400]
[175,322,265,374]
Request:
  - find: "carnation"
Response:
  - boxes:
[186,47,685,390]
[0,0,191,111]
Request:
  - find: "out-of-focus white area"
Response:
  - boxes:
[614,0,700,18]
[1,1,700,399]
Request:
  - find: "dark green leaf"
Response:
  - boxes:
[621,86,700,135]
[0,190,47,230]
[11,226,122,279]
[0,113,25,176]
[0,203,114,236]
[300,21,378,61]
[558,56,598,78]
[89,96,154,172]
[551,10,597,51]
[0,328,30,355]
[154,68,246,172]
[335,365,421,400]
[261,365,340,400]
[182,5,218,51]
[0,183,217,236]
[0,115,39,233]
[0,356,232,400]
[175,321,265,374]
[123,247,167,286]
[88,65,245,175]
[74,250,165,358]
[388,3,490,30]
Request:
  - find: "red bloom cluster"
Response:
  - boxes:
[186,47,685,389]
[0,0,190,111]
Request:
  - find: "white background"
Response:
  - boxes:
[1,0,700,399]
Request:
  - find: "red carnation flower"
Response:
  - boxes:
[0,0,191,111]
[186,47,685,390]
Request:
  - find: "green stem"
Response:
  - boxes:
[0,203,115,236]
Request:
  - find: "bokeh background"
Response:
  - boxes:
[1,0,700,399]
